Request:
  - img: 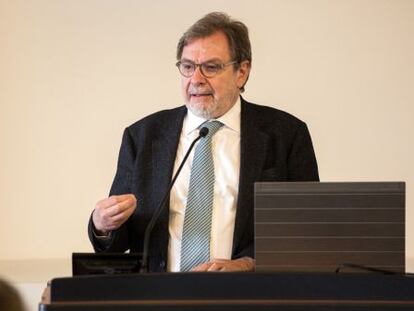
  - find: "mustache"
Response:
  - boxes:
[188,87,213,95]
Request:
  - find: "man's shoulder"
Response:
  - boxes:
[242,99,306,127]
[127,105,187,131]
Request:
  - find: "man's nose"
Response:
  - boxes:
[190,65,207,84]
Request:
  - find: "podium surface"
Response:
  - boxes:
[40,272,414,310]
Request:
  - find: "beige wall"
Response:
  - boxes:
[1,0,413,270]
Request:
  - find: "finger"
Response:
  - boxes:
[105,197,136,217]
[115,194,136,201]
[104,215,130,231]
[95,196,121,210]
[95,194,135,211]
[191,262,212,272]
[207,263,224,272]
[110,206,135,224]
[210,258,228,263]
[104,202,136,228]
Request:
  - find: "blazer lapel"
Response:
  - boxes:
[233,99,270,256]
[152,137,180,191]
[151,106,187,215]
[150,107,187,265]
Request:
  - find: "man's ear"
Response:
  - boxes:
[237,61,251,90]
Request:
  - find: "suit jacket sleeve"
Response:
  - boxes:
[88,127,136,252]
[287,121,319,181]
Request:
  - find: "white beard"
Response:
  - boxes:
[186,102,218,119]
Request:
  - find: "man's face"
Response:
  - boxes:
[180,31,250,119]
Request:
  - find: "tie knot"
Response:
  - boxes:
[201,120,223,139]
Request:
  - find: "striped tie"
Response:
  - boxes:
[180,120,223,272]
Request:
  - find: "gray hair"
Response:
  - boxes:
[177,12,252,92]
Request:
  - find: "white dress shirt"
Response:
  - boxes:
[167,98,241,272]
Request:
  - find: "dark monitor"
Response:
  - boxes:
[254,182,405,273]
[72,252,142,276]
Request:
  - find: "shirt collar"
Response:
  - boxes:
[184,97,241,136]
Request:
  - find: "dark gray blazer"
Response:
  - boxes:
[88,98,319,272]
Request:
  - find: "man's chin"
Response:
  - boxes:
[186,103,217,119]
[189,95,213,105]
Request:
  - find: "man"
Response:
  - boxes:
[89,12,319,272]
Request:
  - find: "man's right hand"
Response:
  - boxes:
[92,194,137,235]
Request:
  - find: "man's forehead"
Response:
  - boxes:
[181,32,231,60]
[181,57,223,63]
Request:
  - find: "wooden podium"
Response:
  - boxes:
[39,272,414,310]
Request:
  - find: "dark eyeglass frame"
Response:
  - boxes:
[176,60,238,78]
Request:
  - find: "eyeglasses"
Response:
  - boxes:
[176,60,238,78]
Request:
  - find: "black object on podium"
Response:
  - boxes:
[72,252,142,275]
[39,272,414,310]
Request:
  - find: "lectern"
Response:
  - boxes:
[40,272,414,310]
[41,182,409,310]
